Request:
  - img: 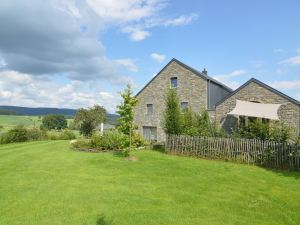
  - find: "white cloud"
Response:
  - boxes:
[0,0,198,110]
[122,27,150,41]
[115,58,138,72]
[0,70,121,112]
[85,0,197,41]
[151,53,166,63]
[279,55,300,66]
[86,0,164,23]
[268,80,300,90]
[163,14,198,26]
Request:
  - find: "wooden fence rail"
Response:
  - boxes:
[166,135,300,171]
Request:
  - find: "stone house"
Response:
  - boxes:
[133,58,232,142]
[215,78,300,135]
[134,59,300,142]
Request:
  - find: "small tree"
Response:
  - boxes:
[116,84,138,155]
[163,88,182,135]
[41,114,67,130]
[74,105,106,137]
[182,108,198,136]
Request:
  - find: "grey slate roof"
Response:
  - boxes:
[135,58,233,97]
[215,78,300,106]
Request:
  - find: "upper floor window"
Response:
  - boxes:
[170,77,178,88]
[147,104,153,115]
[181,102,189,110]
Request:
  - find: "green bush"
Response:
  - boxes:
[0,126,28,144]
[131,133,147,148]
[47,130,76,140]
[27,128,47,141]
[90,132,102,148]
[70,138,90,149]
[100,130,128,150]
[235,119,292,143]
[59,130,76,140]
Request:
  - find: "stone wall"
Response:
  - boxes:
[134,60,208,142]
[215,81,300,135]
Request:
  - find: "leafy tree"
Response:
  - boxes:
[41,114,67,130]
[116,84,138,155]
[74,105,106,137]
[163,88,182,135]
[117,84,138,135]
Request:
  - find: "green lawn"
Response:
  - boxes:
[0,141,299,225]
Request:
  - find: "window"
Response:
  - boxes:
[146,104,153,115]
[170,77,178,88]
[181,102,189,110]
[143,126,157,141]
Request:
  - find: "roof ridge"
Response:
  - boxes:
[215,77,300,106]
[171,58,233,92]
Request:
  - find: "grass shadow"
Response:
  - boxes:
[262,167,300,179]
[150,142,166,153]
[96,214,114,225]
[112,151,125,158]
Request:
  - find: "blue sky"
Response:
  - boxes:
[0,0,299,112]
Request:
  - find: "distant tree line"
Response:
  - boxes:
[0,109,18,115]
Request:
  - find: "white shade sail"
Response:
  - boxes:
[228,100,281,120]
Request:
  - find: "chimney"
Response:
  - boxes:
[202,68,208,76]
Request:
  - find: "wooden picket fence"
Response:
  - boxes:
[166,135,300,170]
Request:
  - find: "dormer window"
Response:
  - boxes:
[170,77,178,88]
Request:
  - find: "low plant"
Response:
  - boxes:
[0,126,28,144]
[70,138,90,149]
[59,130,77,140]
[27,128,47,141]
[100,130,128,150]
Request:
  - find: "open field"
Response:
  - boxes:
[0,141,299,225]
[0,115,73,131]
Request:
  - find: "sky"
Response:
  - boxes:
[0,0,300,113]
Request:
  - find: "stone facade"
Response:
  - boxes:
[134,60,208,142]
[134,59,300,142]
[215,80,300,135]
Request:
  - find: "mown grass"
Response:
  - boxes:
[0,141,299,225]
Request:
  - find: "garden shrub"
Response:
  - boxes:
[0,126,28,144]
[59,130,77,140]
[235,119,292,143]
[70,138,90,149]
[27,128,47,141]
[90,132,102,148]
[100,130,128,150]
[47,130,76,140]
[131,133,147,148]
